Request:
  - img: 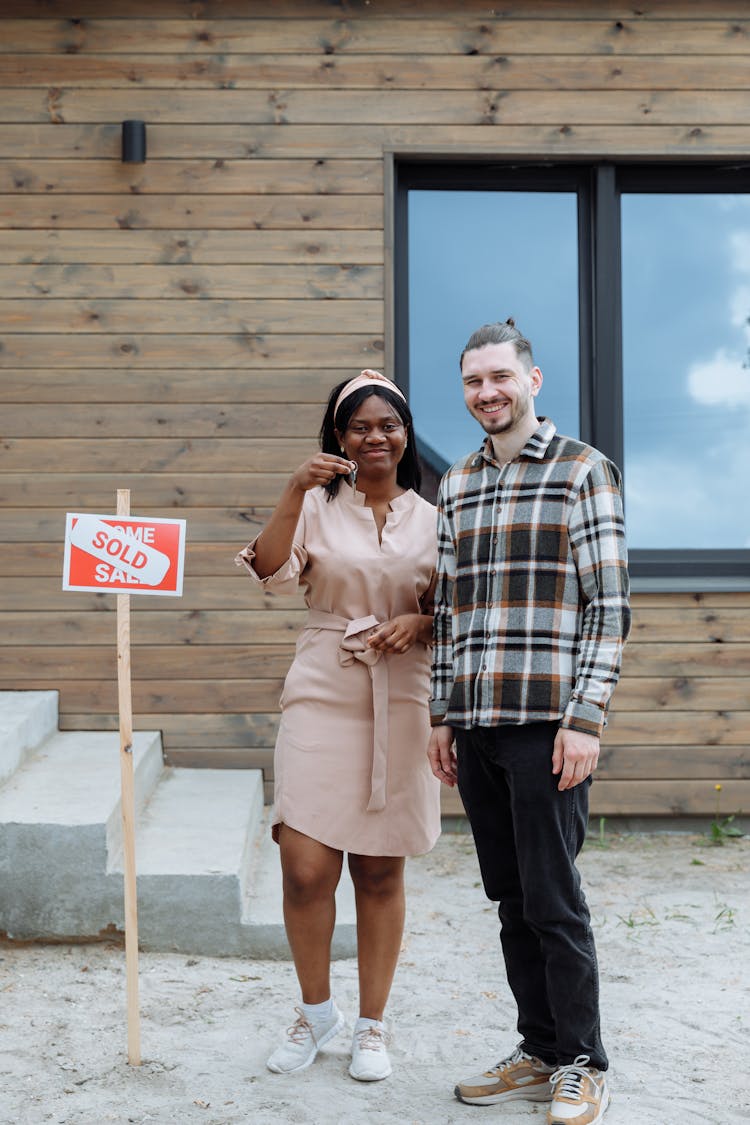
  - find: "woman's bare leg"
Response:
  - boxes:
[279,824,343,1003]
[347,854,406,1019]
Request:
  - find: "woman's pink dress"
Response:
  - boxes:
[236,485,441,857]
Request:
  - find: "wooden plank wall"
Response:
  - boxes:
[1,0,749,816]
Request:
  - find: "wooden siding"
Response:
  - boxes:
[1,1,749,816]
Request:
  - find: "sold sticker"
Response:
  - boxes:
[63,513,186,596]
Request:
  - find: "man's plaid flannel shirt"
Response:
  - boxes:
[430,419,631,739]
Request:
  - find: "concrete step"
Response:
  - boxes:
[0,690,59,786]
[0,730,163,939]
[128,766,264,956]
[0,690,356,958]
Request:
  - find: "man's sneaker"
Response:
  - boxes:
[348,1023,392,1081]
[266,1004,344,1074]
[548,1055,610,1124]
[455,1046,555,1104]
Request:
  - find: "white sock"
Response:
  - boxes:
[354,1016,384,1032]
[301,998,334,1024]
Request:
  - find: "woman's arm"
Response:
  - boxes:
[252,452,354,578]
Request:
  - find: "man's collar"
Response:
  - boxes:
[472,417,557,467]
[523,417,557,459]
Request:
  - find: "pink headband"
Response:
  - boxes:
[333,369,406,420]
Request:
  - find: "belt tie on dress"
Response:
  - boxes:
[305,609,389,812]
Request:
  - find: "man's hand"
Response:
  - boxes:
[552,727,600,791]
[427,725,457,787]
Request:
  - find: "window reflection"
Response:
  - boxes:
[622,195,750,549]
[407,190,580,469]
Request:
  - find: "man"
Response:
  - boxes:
[427,319,630,1125]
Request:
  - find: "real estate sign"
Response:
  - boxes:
[63,513,186,596]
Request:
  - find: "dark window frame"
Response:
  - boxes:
[393,158,750,587]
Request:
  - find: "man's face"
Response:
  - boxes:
[461,341,542,436]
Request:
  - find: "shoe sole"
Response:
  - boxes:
[454,1085,553,1105]
[266,1012,345,1074]
[349,1062,393,1082]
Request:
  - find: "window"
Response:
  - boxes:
[394,161,750,584]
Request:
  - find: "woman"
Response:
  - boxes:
[235,369,440,1082]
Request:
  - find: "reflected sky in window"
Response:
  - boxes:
[622,194,750,548]
[407,190,579,466]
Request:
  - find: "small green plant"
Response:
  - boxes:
[709,784,744,846]
[616,905,658,931]
[586,816,610,850]
[714,903,736,932]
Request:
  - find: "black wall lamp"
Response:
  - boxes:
[121,120,147,163]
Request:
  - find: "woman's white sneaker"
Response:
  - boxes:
[348,1019,392,1081]
[267,1004,344,1074]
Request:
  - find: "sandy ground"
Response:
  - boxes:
[2,829,749,1125]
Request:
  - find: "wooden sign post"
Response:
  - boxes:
[116,489,140,1066]
[62,497,186,1066]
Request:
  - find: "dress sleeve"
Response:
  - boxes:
[234,507,308,595]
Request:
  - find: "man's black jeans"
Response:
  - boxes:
[456,721,608,1071]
